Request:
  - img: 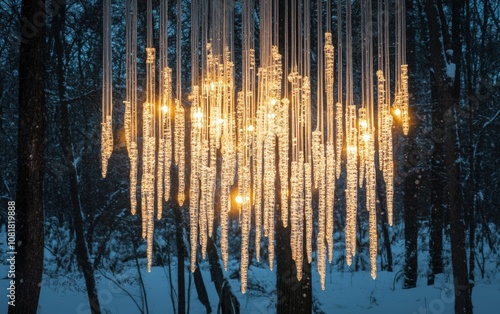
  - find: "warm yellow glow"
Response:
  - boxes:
[235,195,243,204]
[105,0,411,290]
[101,0,113,179]
[194,111,203,120]
[346,105,358,266]
[359,119,368,129]
[279,97,289,227]
[401,64,410,135]
[175,100,185,206]
[335,102,343,179]
[101,117,113,178]
[129,142,138,215]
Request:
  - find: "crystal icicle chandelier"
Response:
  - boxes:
[101,0,410,292]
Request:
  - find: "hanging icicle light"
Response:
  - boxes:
[101,0,113,178]
[102,0,410,292]
[360,0,378,278]
[123,0,138,215]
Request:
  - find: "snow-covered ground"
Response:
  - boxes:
[1,224,499,313]
[1,258,499,314]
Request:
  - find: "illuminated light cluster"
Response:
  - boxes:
[123,0,139,214]
[401,64,409,135]
[189,86,201,272]
[220,45,237,270]
[236,0,256,291]
[142,40,157,272]
[187,26,238,271]
[324,33,335,116]
[239,167,251,293]
[305,162,313,264]
[312,131,326,289]
[142,102,156,269]
[278,98,289,227]
[161,66,173,201]
[129,142,138,215]
[124,101,131,150]
[377,70,394,226]
[346,105,358,266]
[175,99,185,205]
[102,0,411,290]
[366,132,377,279]
[312,27,328,290]
[101,0,113,179]
[324,30,336,271]
[290,158,304,281]
[358,108,368,186]
[198,141,209,259]
[335,102,343,179]
[385,120,394,227]
[254,92,264,263]
[264,131,276,267]
[199,145,209,259]
[156,67,173,220]
[325,142,335,263]
[101,116,113,178]
[361,0,378,278]
[189,95,203,264]
[157,138,165,215]
[394,0,409,140]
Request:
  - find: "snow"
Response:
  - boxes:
[446,62,456,80]
[1,260,499,313]
[1,226,499,313]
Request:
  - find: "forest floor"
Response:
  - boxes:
[1,225,499,313]
[0,254,499,313]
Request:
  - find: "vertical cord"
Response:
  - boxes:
[177,0,182,101]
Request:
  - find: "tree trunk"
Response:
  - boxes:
[376,178,393,272]
[425,0,473,312]
[464,0,475,295]
[274,1,313,312]
[10,0,47,312]
[53,1,101,313]
[403,169,419,289]
[275,219,312,313]
[403,0,418,289]
[427,53,445,286]
[170,164,186,314]
[193,261,212,313]
[204,145,239,314]
[206,237,240,314]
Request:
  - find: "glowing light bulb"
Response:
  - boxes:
[235,195,243,204]
[363,134,370,142]
[194,111,203,120]
[394,108,401,116]
[270,98,277,106]
[359,119,368,129]
[247,125,254,132]
[162,105,169,113]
